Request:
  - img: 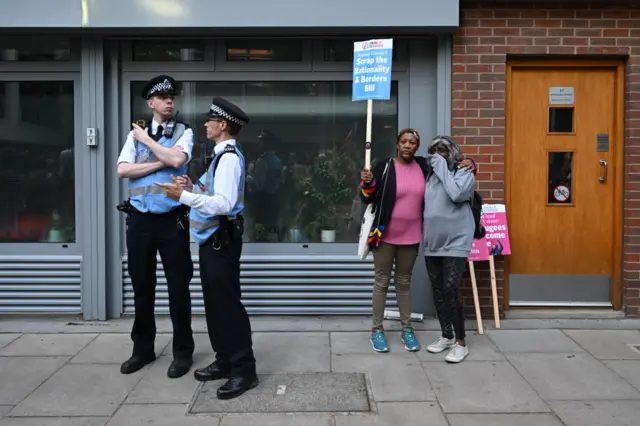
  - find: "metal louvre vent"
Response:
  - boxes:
[0,255,83,313]
[122,254,397,315]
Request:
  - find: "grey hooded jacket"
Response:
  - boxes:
[422,138,476,258]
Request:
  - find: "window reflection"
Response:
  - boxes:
[132,40,205,61]
[0,82,76,242]
[131,81,398,243]
[0,37,71,61]
[226,40,302,61]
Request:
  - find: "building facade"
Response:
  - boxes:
[0,0,457,320]
[453,0,640,317]
[2,0,638,320]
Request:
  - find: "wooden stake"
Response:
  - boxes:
[468,261,484,335]
[365,99,373,169]
[489,255,500,328]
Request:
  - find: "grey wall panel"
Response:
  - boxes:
[0,0,81,28]
[1,0,458,29]
[122,255,396,315]
[0,255,82,313]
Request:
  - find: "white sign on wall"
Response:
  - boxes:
[549,87,575,105]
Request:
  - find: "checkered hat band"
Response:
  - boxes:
[148,79,174,96]
[209,104,245,125]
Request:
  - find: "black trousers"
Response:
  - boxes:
[126,208,194,360]
[199,234,256,377]
[425,256,467,341]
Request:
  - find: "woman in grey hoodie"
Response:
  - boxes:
[422,135,475,363]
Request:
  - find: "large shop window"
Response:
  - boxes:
[131,81,398,243]
[0,82,76,243]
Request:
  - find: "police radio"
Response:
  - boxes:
[163,110,180,138]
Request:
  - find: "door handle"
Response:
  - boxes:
[599,159,608,183]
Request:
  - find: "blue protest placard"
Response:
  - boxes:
[352,39,393,102]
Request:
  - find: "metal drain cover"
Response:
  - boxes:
[190,372,370,414]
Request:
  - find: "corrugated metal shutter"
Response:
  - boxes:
[123,254,397,315]
[0,255,83,313]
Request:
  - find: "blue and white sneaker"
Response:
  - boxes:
[370,330,390,353]
[401,329,421,352]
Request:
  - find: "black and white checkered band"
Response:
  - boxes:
[209,103,246,125]
[148,79,174,96]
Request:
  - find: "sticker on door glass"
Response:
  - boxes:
[548,152,573,204]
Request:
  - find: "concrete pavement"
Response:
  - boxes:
[0,316,639,425]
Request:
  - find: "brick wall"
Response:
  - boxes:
[454,0,640,317]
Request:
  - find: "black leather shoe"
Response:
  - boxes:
[120,353,156,374]
[194,361,231,382]
[216,375,259,400]
[167,357,193,378]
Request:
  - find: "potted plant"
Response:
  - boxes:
[302,151,351,243]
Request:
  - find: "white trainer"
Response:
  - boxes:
[445,343,469,363]
[426,336,456,353]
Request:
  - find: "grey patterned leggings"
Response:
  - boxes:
[425,256,467,340]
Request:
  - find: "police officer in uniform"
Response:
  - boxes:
[116,75,195,378]
[156,97,258,400]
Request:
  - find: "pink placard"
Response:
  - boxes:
[468,204,511,262]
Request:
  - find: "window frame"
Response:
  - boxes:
[214,39,313,72]
[312,38,409,72]
[0,36,81,73]
[0,72,83,254]
[120,73,408,255]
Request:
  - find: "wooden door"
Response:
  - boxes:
[506,61,623,308]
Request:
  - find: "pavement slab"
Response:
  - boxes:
[424,360,549,413]
[332,354,435,402]
[125,355,202,404]
[106,404,219,426]
[71,333,171,364]
[507,353,640,401]
[0,419,109,426]
[220,413,333,426]
[550,400,640,426]
[0,356,69,405]
[447,413,564,426]
[417,331,505,361]
[9,364,144,417]
[563,330,640,360]
[0,335,20,350]
[334,402,448,426]
[486,329,584,353]
[603,360,640,392]
[0,334,97,357]
[252,332,331,373]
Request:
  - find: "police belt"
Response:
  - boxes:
[190,215,237,231]
[128,185,164,196]
[131,204,189,217]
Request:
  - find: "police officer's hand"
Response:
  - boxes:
[131,123,152,145]
[361,168,373,183]
[172,174,193,192]
[154,176,183,201]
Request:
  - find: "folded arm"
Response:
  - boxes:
[179,154,240,215]
[141,127,194,169]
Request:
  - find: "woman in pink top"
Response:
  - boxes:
[360,129,475,353]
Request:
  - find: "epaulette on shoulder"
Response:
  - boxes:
[176,120,190,129]
[224,144,237,154]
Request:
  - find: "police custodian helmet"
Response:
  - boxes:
[204,97,250,127]
[141,75,179,100]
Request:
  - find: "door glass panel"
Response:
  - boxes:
[0,82,76,242]
[549,107,574,133]
[131,81,398,243]
[548,151,573,204]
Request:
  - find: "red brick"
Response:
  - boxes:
[454,0,640,318]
